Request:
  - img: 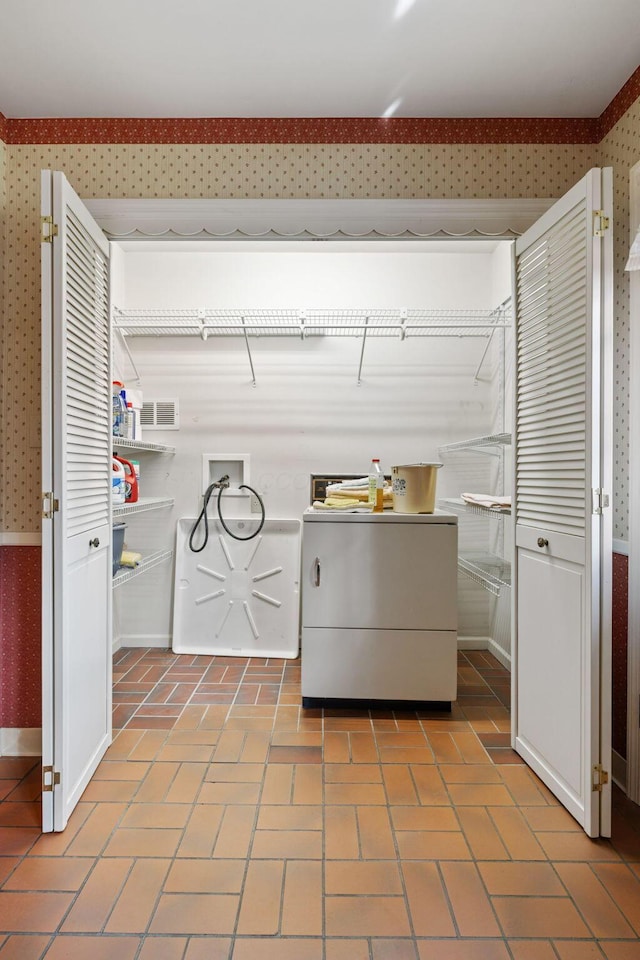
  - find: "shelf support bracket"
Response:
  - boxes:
[241,317,257,387]
[473,329,495,384]
[357,317,369,385]
[115,328,142,385]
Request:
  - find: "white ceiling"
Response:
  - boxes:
[1,0,638,120]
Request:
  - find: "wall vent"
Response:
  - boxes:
[140,399,179,430]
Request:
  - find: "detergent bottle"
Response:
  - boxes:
[112,457,126,504]
[114,454,139,504]
[368,458,384,513]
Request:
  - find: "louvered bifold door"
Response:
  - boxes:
[41,170,112,832]
[513,168,612,838]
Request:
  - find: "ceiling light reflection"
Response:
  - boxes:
[382,98,403,118]
[393,0,417,20]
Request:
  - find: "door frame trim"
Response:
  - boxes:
[626,159,640,804]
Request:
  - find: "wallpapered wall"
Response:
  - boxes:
[1,140,601,534]
[598,94,640,538]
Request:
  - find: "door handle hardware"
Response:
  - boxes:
[89,538,100,548]
[537,537,548,548]
[314,557,321,587]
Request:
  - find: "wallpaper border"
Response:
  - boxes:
[3,116,603,145]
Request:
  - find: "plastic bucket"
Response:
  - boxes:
[112,522,126,575]
[391,463,443,514]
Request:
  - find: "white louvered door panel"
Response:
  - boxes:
[41,171,112,832]
[513,168,612,838]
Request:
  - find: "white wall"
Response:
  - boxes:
[113,241,512,645]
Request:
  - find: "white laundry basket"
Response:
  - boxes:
[391,463,442,514]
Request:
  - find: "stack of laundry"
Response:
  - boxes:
[311,476,394,511]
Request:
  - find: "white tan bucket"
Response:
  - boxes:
[391,463,443,514]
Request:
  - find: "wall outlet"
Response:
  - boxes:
[250,492,261,513]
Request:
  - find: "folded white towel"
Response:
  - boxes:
[461,492,511,509]
[326,477,370,490]
[312,499,372,512]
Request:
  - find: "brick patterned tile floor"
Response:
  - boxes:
[0,648,639,958]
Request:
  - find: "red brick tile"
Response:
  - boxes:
[39,937,141,960]
[236,860,284,934]
[176,805,224,859]
[0,935,52,959]
[260,765,293,804]
[325,805,360,859]
[105,858,171,933]
[417,940,511,959]
[489,806,546,860]
[554,862,636,938]
[165,859,244,893]
[411,766,449,804]
[149,893,239,934]
[0,891,74,932]
[325,895,411,936]
[213,806,256,858]
[3,857,93,891]
[61,858,132,931]
[293,766,323,804]
[592,862,640,934]
[492,897,591,937]
[281,860,323,937]
[138,939,190,960]
[457,807,509,860]
[358,806,396,859]
[326,861,403,894]
[231,940,322,960]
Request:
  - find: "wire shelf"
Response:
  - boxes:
[439,432,511,455]
[112,437,175,455]
[458,553,512,597]
[112,549,173,587]
[113,306,512,339]
[439,497,511,518]
[113,496,175,518]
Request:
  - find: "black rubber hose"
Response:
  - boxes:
[188,482,218,553]
[188,481,266,551]
[216,484,265,541]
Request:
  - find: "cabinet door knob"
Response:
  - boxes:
[537,537,548,548]
[314,557,321,587]
[89,537,100,548]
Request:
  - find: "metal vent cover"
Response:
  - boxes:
[140,399,179,430]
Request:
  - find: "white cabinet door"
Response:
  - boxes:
[301,519,457,631]
[513,167,613,838]
[41,170,112,832]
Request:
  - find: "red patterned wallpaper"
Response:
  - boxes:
[0,547,42,728]
[612,553,629,759]
[0,111,7,142]
[4,116,602,145]
[600,64,640,138]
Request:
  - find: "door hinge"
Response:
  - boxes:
[42,765,61,792]
[593,210,610,237]
[41,215,58,243]
[42,491,59,519]
[592,764,609,792]
[592,488,609,514]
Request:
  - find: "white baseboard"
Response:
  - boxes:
[118,634,172,649]
[457,636,490,650]
[1,728,42,756]
[613,538,629,557]
[457,636,511,670]
[612,748,627,792]
[0,533,42,546]
[488,638,511,670]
